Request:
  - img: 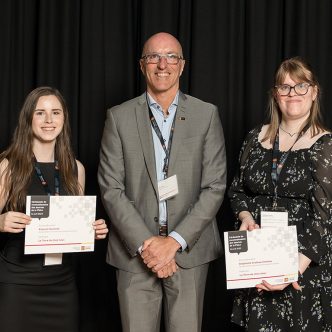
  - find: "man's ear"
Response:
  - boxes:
[179,60,185,76]
[139,59,146,76]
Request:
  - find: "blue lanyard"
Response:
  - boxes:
[147,100,177,177]
[271,125,308,207]
[33,157,60,196]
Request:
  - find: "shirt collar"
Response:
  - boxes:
[146,91,179,110]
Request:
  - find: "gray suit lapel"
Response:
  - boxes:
[168,92,187,174]
[136,94,158,195]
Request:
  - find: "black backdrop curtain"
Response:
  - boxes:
[1,1,332,331]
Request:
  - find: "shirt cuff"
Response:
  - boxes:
[137,245,143,255]
[169,231,187,251]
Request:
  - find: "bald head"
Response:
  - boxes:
[142,32,183,58]
[140,32,185,106]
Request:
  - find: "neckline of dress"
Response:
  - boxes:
[257,131,331,152]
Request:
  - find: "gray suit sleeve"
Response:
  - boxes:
[98,108,153,257]
[173,106,227,250]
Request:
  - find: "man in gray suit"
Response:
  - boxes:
[98,32,226,332]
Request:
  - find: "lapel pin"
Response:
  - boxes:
[179,117,185,120]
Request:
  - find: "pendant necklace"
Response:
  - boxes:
[279,125,299,138]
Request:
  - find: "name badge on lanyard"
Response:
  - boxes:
[148,96,179,202]
[158,174,179,201]
[33,157,63,265]
[261,125,308,228]
[261,208,288,228]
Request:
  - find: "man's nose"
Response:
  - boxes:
[157,56,168,68]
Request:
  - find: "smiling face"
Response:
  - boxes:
[276,73,317,122]
[140,33,185,99]
[32,95,64,144]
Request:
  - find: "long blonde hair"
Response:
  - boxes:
[0,87,80,211]
[263,56,327,142]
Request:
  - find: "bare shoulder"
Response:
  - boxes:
[75,160,85,175]
[75,160,85,194]
[294,130,331,150]
[258,124,270,140]
[314,130,332,140]
[258,124,272,149]
[312,130,332,146]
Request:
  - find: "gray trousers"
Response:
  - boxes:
[116,263,209,332]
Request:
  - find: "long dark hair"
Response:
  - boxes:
[0,86,80,211]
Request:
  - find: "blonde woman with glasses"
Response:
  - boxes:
[229,57,332,331]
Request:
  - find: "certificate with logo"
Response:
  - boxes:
[25,195,96,254]
[224,226,298,289]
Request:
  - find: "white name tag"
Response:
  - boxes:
[158,175,179,201]
[261,211,288,228]
[44,253,63,266]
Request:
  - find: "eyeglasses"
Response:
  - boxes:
[141,53,183,65]
[275,82,312,96]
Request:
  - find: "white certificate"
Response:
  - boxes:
[224,226,298,289]
[25,195,96,254]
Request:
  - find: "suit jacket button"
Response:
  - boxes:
[154,217,158,222]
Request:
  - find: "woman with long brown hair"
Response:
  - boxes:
[229,57,332,331]
[0,86,108,332]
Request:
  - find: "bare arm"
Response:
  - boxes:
[0,159,31,233]
[76,159,85,195]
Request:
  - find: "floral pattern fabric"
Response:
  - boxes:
[228,127,332,332]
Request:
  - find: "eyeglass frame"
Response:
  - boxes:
[275,82,313,96]
[141,53,184,65]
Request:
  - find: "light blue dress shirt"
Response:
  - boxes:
[147,92,187,251]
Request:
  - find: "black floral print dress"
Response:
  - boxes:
[228,127,332,332]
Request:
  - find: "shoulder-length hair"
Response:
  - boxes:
[263,56,327,142]
[0,86,81,211]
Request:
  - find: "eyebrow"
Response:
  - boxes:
[34,108,63,111]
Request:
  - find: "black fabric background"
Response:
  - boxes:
[1,1,331,331]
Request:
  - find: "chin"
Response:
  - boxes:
[35,136,58,144]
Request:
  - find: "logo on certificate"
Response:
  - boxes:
[228,231,248,254]
[30,196,50,219]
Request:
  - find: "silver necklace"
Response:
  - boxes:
[279,126,299,137]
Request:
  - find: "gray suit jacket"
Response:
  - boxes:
[98,92,227,273]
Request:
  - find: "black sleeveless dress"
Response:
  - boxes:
[0,162,78,332]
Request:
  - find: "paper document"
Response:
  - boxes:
[25,195,96,254]
[224,226,298,289]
